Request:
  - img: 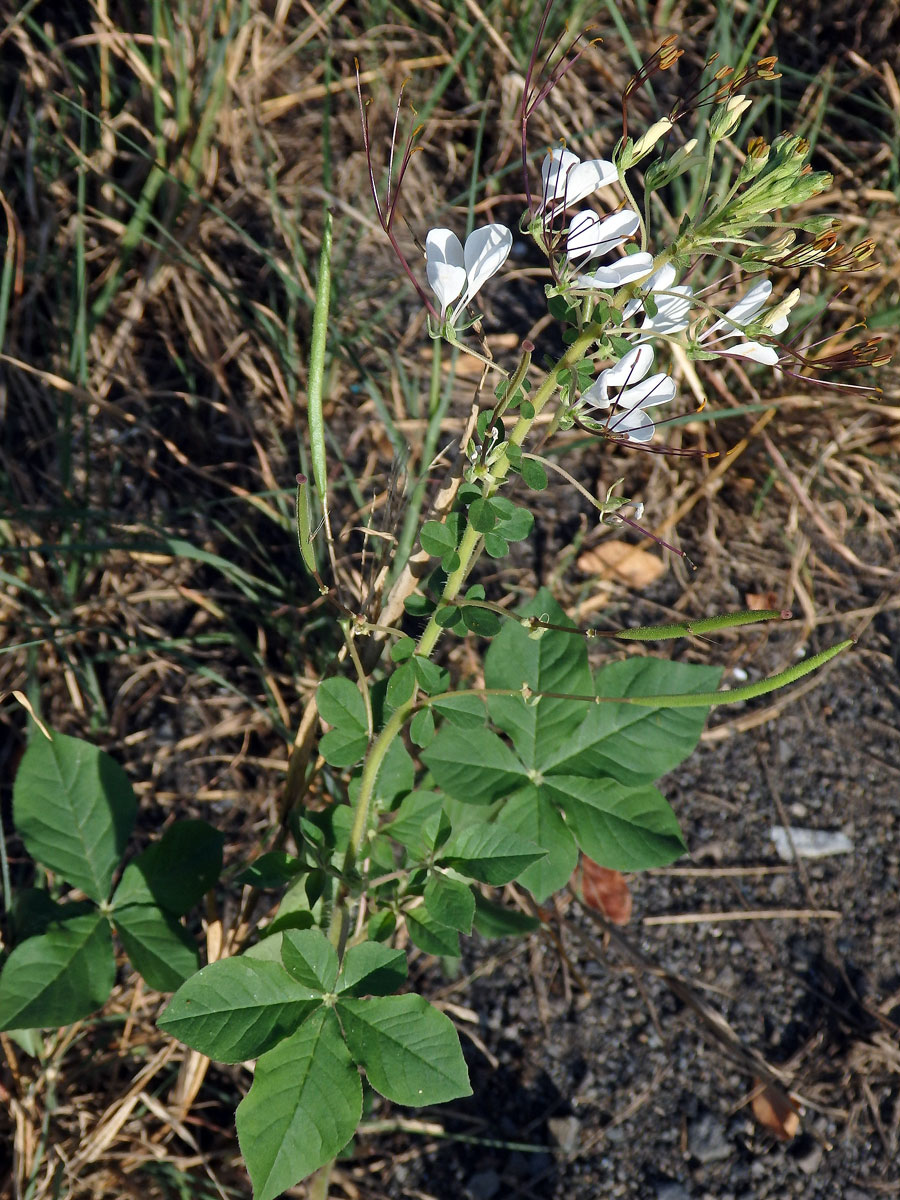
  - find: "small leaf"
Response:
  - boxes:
[491,499,534,542]
[0,912,115,1031]
[495,786,577,903]
[410,708,435,748]
[461,605,502,635]
[482,532,510,559]
[411,656,449,696]
[317,677,367,732]
[439,823,544,885]
[430,693,486,730]
[406,907,460,957]
[420,521,459,558]
[281,929,339,992]
[235,851,306,889]
[390,638,416,663]
[386,660,416,709]
[337,942,407,997]
[338,995,471,1105]
[387,791,445,857]
[236,1008,362,1200]
[376,739,415,804]
[13,729,136,903]
[113,904,199,992]
[468,498,497,533]
[158,957,321,1062]
[435,605,462,628]
[424,873,475,933]
[751,1080,801,1141]
[320,727,368,768]
[472,894,540,938]
[111,820,223,915]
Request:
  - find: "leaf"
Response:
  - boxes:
[546,658,723,785]
[338,995,471,1105]
[491,498,534,542]
[579,859,633,925]
[424,873,475,933]
[543,777,686,870]
[420,520,458,558]
[387,791,446,858]
[439,823,544,885]
[410,708,435,748]
[468,497,497,532]
[482,532,509,559]
[472,894,540,938]
[421,728,527,804]
[235,851,306,889]
[320,727,368,768]
[461,605,502,635]
[112,904,199,992]
[317,677,366,731]
[405,907,460,957]
[519,457,548,491]
[281,929,339,993]
[376,738,415,804]
[236,1008,362,1200]
[495,785,577,903]
[430,693,486,730]
[386,660,416,709]
[0,912,115,1031]
[751,1080,801,1141]
[484,590,593,770]
[111,819,223,915]
[158,957,321,1062]
[337,942,407,997]
[13,729,136,903]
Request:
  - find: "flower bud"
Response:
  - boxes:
[644,137,699,189]
[709,93,752,142]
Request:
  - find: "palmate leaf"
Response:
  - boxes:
[337,994,471,1106]
[0,911,115,1031]
[483,589,593,769]
[158,957,321,1063]
[13,729,136,903]
[236,1008,362,1200]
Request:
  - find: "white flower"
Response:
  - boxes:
[425,224,512,323]
[540,148,618,212]
[580,344,676,443]
[697,278,785,364]
[566,208,640,267]
[576,251,654,291]
[623,264,694,335]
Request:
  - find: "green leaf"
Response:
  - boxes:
[430,693,486,730]
[482,532,510,559]
[473,894,540,938]
[546,658,722,784]
[113,904,198,992]
[158,957,321,1062]
[543,777,686,870]
[320,727,368,768]
[111,820,223,915]
[406,907,460,957]
[424,873,474,933]
[491,498,534,542]
[484,591,593,770]
[386,660,416,709]
[235,851,305,889]
[439,823,544,884]
[317,678,367,732]
[421,727,527,804]
[390,637,416,663]
[281,929,339,993]
[461,605,502,635]
[338,995,471,1105]
[236,1008,362,1200]
[468,498,497,533]
[13,729,136,903]
[410,708,435,748]
[411,656,449,696]
[0,912,115,1031]
[337,942,407,997]
[376,738,415,804]
[495,785,577,902]
[420,521,458,557]
[386,791,445,857]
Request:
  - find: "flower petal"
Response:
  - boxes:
[425,229,466,316]
[642,285,693,335]
[460,224,512,308]
[597,344,654,391]
[617,372,676,409]
[719,339,779,364]
[566,209,640,264]
[541,149,617,209]
[708,278,772,335]
[577,252,654,290]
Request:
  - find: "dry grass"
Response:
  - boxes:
[1,0,899,1195]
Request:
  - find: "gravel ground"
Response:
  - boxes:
[347,611,900,1200]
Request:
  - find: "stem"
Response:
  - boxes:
[415,326,600,658]
[308,1161,333,1200]
[343,699,415,877]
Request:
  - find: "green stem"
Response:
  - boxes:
[415,326,600,658]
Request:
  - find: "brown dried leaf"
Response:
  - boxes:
[579,858,633,925]
[745,590,780,611]
[576,541,665,590]
[751,1080,801,1141]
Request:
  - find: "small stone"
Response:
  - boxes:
[687,1112,732,1164]
[547,1115,581,1153]
[656,1181,691,1200]
[467,1169,501,1200]
[794,1138,823,1175]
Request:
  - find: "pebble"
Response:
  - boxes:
[656,1181,691,1200]
[688,1112,732,1164]
[467,1169,501,1200]
[548,1115,581,1153]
